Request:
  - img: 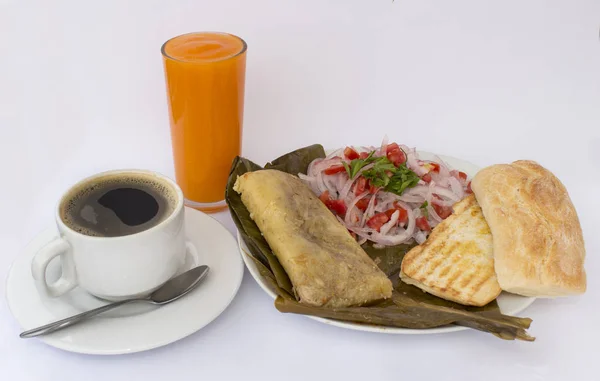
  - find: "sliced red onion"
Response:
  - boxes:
[379,135,389,156]
[335,172,347,190]
[413,206,423,218]
[448,176,465,199]
[400,145,427,176]
[414,231,427,244]
[298,173,320,195]
[398,193,426,204]
[361,194,378,226]
[393,199,412,211]
[434,155,452,177]
[348,209,361,225]
[431,175,449,187]
[379,210,399,235]
[430,194,453,207]
[307,158,322,176]
[374,200,391,213]
[450,170,469,186]
[377,191,398,206]
[406,185,461,202]
[338,177,355,201]
[345,192,368,226]
[315,171,328,194]
[426,181,435,204]
[428,204,442,224]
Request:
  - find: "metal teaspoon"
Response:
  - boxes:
[20,265,210,338]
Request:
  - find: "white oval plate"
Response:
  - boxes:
[236,151,535,334]
[6,207,244,354]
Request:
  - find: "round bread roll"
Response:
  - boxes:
[471,160,586,297]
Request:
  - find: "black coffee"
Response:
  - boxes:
[60,173,178,237]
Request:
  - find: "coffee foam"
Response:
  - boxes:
[60,173,179,237]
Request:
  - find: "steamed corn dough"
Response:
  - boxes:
[234,169,393,307]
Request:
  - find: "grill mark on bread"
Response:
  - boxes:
[444,264,464,291]
[436,263,453,282]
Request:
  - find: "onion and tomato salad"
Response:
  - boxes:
[299,139,472,247]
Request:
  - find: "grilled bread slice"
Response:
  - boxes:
[399,194,501,306]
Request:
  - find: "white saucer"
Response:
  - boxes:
[238,151,535,335]
[6,207,244,355]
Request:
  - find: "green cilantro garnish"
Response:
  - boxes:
[420,201,429,217]
[380,165,421,195]
[358,155,420,196]
[343,151,376,179]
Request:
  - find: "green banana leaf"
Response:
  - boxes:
[225,145,534,341]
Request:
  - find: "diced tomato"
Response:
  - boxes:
[431,194,452,219]
[359,152,370,159]
[384,209,397,219]
[354,177,368,194]
[344,147,359,160]
[389,150,406,167]
[356,198,369,211]
[430,162,440,173]
[385,143,400,154]
[396,208,408,224]
[356,197,376,211]
[416,216,431,231]
[450,170,468,183]
[466,181,473,194]
[326,199,347,216]
[368,182,379,194]
[386,143,407,166]
[385,206,408,225]
[421,173,432,183]
[324,165,346,175]
[348,230,357,239]
[366,213,390,231]
[432,203,452,219]
[319,190,346,216]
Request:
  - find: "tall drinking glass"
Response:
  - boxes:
[162,32,247,212]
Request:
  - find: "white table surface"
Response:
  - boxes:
[1,0,599,380]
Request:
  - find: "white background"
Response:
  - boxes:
[1,0,599,380]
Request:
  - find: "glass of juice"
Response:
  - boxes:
[161,32,247,212]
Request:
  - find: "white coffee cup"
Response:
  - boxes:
[31,169,197,301]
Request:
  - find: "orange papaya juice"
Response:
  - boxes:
[162,32,247,212]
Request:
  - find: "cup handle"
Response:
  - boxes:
[185,241,200,265]
[31,237,78,297]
